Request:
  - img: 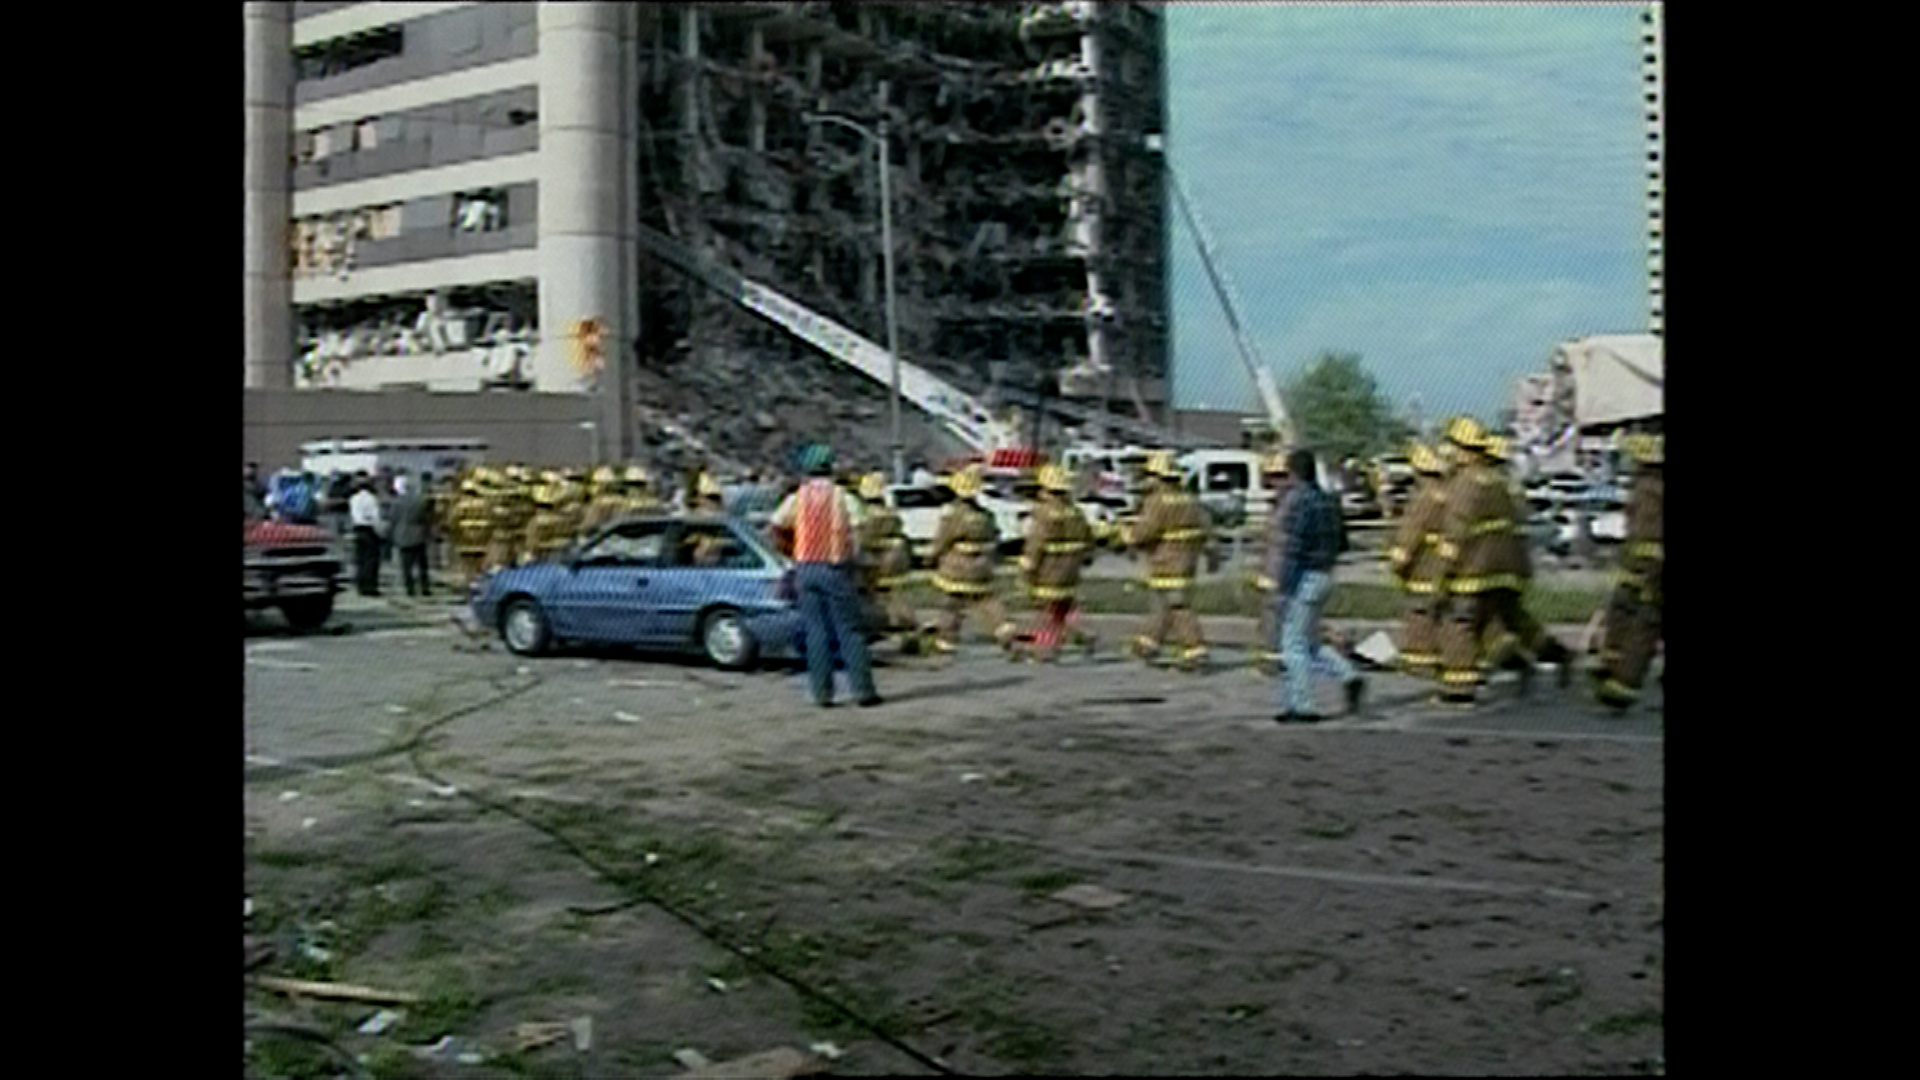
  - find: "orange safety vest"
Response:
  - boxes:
[791,479,852,564]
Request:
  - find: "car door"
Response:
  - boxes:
[545,521,674,644]
[646,521,768,643]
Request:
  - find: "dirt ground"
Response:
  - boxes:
[244,624,1663,1077]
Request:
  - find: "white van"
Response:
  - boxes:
[1178,449,1272,525]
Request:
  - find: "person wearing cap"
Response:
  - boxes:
[1476,436,1577,693]
[1250,452,1298,677]
[925,464,1017,658]
[854,473,919,654]
[1387,443,1451,681]
[521,481,573,564]
[1012,464,1098,663]
[449,471,494,589]
[389,471,435,598]
[1273,448,1366,722]
[1594,434,1663,711]
[483,468,530,571]
[769,444,881,709]
[1126,451,1211,671]
[685,475,734,565]
[1430,417,1528,707]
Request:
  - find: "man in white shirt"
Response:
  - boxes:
[349,478,385,597]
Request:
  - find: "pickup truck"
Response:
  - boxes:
[244,518,343,630]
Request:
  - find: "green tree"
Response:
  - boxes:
[1282,351,1405,462]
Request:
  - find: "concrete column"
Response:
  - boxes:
[244,2,294,390]
[537,1,630,456]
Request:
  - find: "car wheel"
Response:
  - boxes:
[501,597,552,656]
[280,596,333,631]
[699,607,756,670]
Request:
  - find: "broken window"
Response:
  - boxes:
[293,25,404,83]
[354,117,379,151]
[453,190,507,233]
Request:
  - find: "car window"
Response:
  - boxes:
[672,523,764,570]
[894,487,954,509]
[582,523,669,565]
[1205,463,1249,490]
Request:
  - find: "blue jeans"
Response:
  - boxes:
[796,562,877,705]
[1278,570,1356,714]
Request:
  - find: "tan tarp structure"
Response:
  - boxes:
[1555,335,1663,427]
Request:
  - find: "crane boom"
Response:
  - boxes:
[1164,162,1294,447]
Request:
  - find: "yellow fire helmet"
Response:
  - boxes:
[697,474,724,500]
[1260,452,1289,476]
[529,482,556,507]
[858,473,888,502]
[1443,415,1488,450]
[1482,435,1513,463]
[1144,450,1180,479]
[1036,463,1074,493]
[1624,433,1664,466]
[622,465,649,486]
[947,464,985,499]
[1409,443,1443,475]
[592,465,617,488]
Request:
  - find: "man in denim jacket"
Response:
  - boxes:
[1275,448,1366,723]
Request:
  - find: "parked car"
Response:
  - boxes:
[467,514,822,669]
[244,517,343,630]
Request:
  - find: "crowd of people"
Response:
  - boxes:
[243,414,1663,716]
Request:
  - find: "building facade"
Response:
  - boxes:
[244,2,1171,469]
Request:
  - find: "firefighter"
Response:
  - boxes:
[483,468,530,571]
[450,470,495,588]
[1475,436,1576,693]
[1249,452,1294,676]
[1430,418,1530,706]
[1127,451,1211,672]
[578,466,623,537]
[522,481,572,563]
[1594,434,1663,711]
[613,465,661,518]
[925,464,1016,657]
[855,473,919,654]
[1386,442,1449,681]
[1013,464,1098,663]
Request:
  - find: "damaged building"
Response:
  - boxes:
[245,2,1172,472]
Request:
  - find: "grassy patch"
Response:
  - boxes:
[1299,815,1359,840]
[403,964,486,1039]
[978,1012,1071,1069]
[252,847,329,870]
[930,836,1038,882]
[1016,869,1082,895]
[899,576,1606,622]
[1590,1007,1663,1037]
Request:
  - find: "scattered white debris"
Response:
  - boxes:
[1050,884,1130,910]
[570,1015,593,1053]
[612,711,642,724]
[960,772,986,783]
[358,1009,403,1036]
[1354,630,1399,667]
[705,976,729,993]
[279,791,301,802]
[674,1048,712,1070]
[385,704,411,715]
[809,1041,845,1061]
[245,754,283,767]
[302,817,317,830]
[644,853,660,866]
[244,897,253,919]
[299,942,334,964]
[407,799,427,809]
[248,658,322,672]
[517,665,533,677]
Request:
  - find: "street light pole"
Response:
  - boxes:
[807,111,905,487]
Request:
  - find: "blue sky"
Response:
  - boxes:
[1163,3,1649,424]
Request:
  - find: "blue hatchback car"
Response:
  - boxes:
[469,514,811,669]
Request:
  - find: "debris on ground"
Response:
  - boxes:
[253,975,422,1005]
[674,1048,713,1070]
[679,1047,829,1079]
[959,772,986,784]
[1353,630,1399,668]
[279,791,301,802]
[1049,883,1131,910]
[357,1009,403,1036]
[613,711,642,724]
[808,1041,845,1061]
[571,1016,593,1053]
[512,1021,569,1053]
[411,1035,488,1064]
[705,976,730,993]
